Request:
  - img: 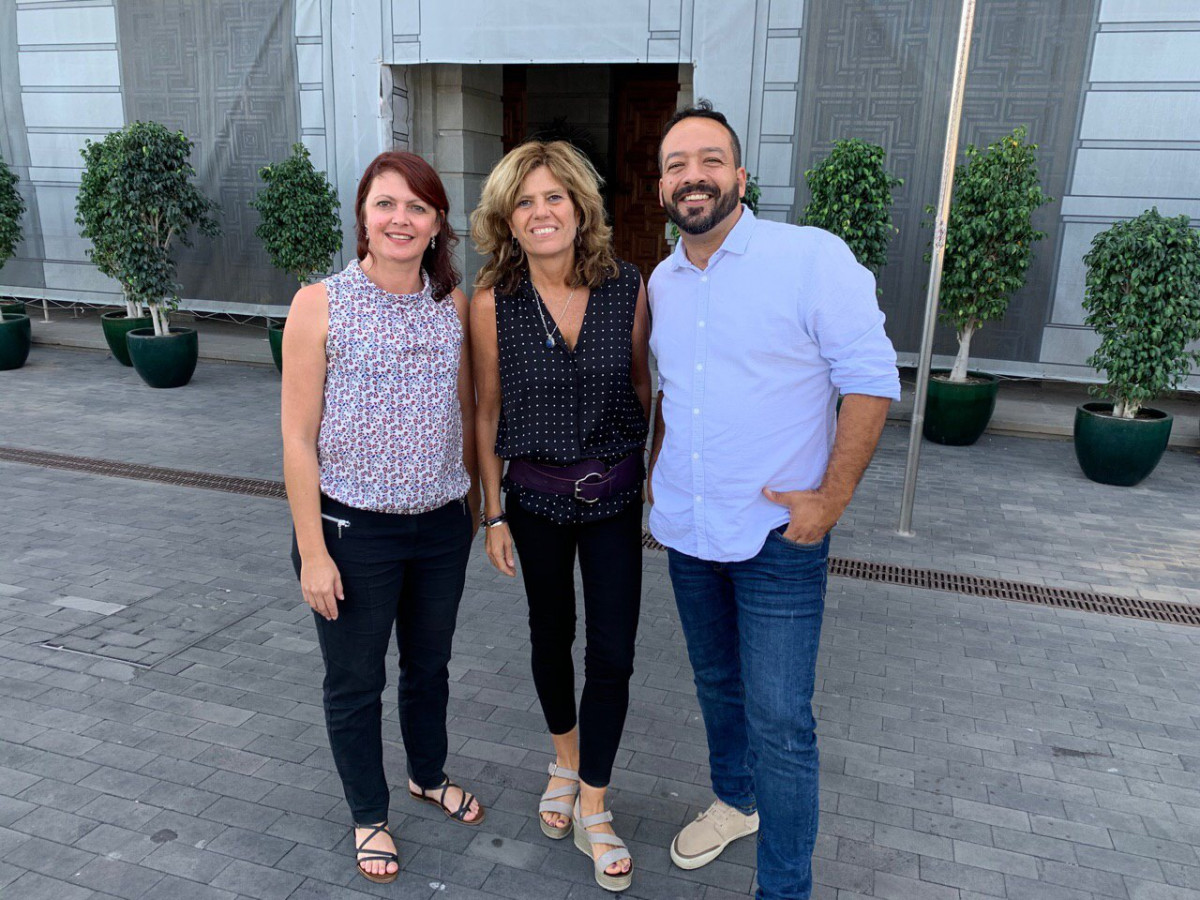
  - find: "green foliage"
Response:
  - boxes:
[1082,207,1200,418]
[250,143,341,286]
[742,173,761,215]
[800,139,901,275]
[76,136,124,285]
[77,122,220,319]
[931,126,1051,339]
[0,151,24,270]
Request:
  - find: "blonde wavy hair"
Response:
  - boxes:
[471,140,618,294]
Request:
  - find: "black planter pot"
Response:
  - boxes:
[923,371,1000,446]
[267,320,284,373]
[1074,402,1173,487]
[0,313,31,370]
[0,299,27,317]
[101,311,153,367]
[126,327,198,388]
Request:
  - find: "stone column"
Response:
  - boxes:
[411,64,504,288]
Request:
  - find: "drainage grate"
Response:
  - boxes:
[827,557,1200,627]
[0,446,286,499]
[6,445,1199,629]
[641,530,664,552]
[637,519,1199,626]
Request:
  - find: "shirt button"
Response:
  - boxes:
[700,275,708,282]
[698,320,705,327]
[693,407,700,415]
[692,452,699,460]
[694,495,703,502]
[696,364,703,371]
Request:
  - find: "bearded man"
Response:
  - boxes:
[646,101,901,900]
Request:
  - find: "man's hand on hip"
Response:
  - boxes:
[762,394,891,544]
[762,486,844,545]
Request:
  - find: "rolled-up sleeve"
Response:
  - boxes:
[802,233,901,401]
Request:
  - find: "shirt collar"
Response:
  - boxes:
[668,205,757,270]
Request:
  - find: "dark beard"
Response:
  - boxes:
[664,183,741,236]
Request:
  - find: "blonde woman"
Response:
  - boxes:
[470,141,651,892]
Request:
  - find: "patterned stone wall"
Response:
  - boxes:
[115,0,300,310]
[795,1,1094,362]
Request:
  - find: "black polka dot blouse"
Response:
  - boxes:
[495,259,649,524]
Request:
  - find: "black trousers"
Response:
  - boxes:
[505,496,643,788]
[291,494,472,825]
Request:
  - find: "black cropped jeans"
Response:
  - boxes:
[505,497,643,788]
[292,494,472,825]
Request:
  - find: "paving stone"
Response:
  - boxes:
[208,856,305,900]
[16,777,103,814]
[2,870,95,900]
[463,830,547,871]
[140,839,234,884]
[68,855,165,899]
[134,872,240,899]
[5,347,1200,899]
[3,834,96,878]
[73,823,159,864]
[11,805,99,844]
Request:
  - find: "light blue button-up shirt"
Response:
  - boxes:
[647,208,901,563]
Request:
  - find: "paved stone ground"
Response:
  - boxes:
[0,346,1199,899]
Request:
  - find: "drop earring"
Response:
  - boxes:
[430,235,437,250]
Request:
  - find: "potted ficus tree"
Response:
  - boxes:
[103,122,219,388]
[0,150,30,370]
[924,126,1050,445]
[1074,208,1200,486]
[249,143,340,373]
[799,138,902,278]
[76,134,151,366]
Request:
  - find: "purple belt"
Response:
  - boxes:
[506,453,643,505]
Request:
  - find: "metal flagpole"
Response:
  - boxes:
[898,0,978,536]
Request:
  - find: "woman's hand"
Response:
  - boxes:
[301,552,344,621]
[485,522,516,576]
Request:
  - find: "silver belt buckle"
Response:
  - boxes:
[574,471,604,504]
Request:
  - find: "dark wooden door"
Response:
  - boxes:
[610,66,679,281]
[501,65,527,154]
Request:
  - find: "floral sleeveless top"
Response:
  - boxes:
[318,260,469,513]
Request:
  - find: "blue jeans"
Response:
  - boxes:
[667,527,828,900]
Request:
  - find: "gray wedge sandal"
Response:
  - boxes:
[539,762,580,839]
[572,797,633,892]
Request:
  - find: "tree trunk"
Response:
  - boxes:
[949,321,976,383]
[150,303,166,336]
[1113,398,1139,419]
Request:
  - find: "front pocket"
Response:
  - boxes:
[321,512,351,538]
[768,528,824,551]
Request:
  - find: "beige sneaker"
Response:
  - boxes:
[670,799,759,870]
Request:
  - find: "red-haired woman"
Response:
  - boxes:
[281,151,484,885]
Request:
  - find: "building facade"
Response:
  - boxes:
[2,0,1198,383]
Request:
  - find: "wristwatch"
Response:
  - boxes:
[483,514,508,529]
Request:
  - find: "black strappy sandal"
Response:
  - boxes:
[353,822,399,884]
[408,777,486,825]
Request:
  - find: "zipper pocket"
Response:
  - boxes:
[321,513,351,538]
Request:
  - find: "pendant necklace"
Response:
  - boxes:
[531,281,578,349]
